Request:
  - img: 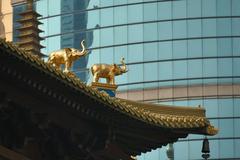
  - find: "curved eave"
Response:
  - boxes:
[17,18,43,25]
[19,10,42,17]
[0,39,218,136]
[17,26,43,33]
[17,41,45,49]
[18,33,44,40]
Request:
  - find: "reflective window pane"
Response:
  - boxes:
[89,30,100,48]
[188,40,202,58]
[173,1,186,19]
[114,46,128,64]
[158,1,172,20]
[217,18,231,36]
[219,99,233,117]
[203,39,217,56]
[144,23,158,41]
[114,26,127,45]
[173,41,187,58]
[47,36,61,53]
[188,20,201,37]
[218,58,233,77]
[128,4,143,23]
[234,119,240,137]
[87,0,100,9]
[144,63,158,81]
[87,10,100,29]
[49,0,60,16]
[189,141,201,159]
[217,0,231,16]
[203,59,218,77]
[202,0,217,17]
[187,0,201,18]
[233,58,240,76]
[36,0,47,17]
[61,34,74,48]
[235,139,240,158]
[232,0,240,16]
[128,24,143,43]
[128,64,143,83]
[114,0,127,5]
[143,3,157,21]
[204,99,218,117]
[128,0,143,4]
[143,43,158,61]
[61,14,74,33]
[233,38,240,56]
[100,28,113,46]
[209,140,219,159]
[159,42,172,60]
[87,49,100,69]
[232,18,240,36]
[61,0,73,13]
[234,99,240,117]
[158,22,172,40]
[99,48,113,64]
[173,60,187,79]
[114,6,127,25]
[202,19,217,37]
[100,1,113,7]
[173,21,187,39]
[217,38,232,56]
[174,142,189,160]
[128,44,143,63]
[100,8,113,27]
[219,140,234,158]
[159,61,173,80]
[188,60,202,78]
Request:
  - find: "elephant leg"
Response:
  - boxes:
[55,63,61,70]
[112,77,115,84]
[106,78,110,84]
[93,73,99,83]
[112,77,115,85]
[64,61,72,73]
[93,74,96,82]
[109,76,115,85]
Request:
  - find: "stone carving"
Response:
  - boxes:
[48,40,88,73]
[91,58,128,85]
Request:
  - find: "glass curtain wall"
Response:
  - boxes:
[12,0,240,159]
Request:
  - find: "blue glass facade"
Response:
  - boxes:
[12,0,240,159]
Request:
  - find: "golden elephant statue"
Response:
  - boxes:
[91,58,128,85]
[48,40,88,73]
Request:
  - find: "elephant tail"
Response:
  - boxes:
[90,66,94,75]
[47,55,53,64]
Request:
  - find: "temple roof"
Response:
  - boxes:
[19,10,42,17]
[0,39,218,158]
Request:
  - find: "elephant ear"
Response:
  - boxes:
[112,64,118,72]
[64,48,72,57]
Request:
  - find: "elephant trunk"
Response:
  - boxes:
[78,40,88,56]
[120,57,128,73]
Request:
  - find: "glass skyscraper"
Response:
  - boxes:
[12,0,240,159]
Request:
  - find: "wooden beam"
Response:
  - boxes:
[94,143,133,160]
[0,145,30,160]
